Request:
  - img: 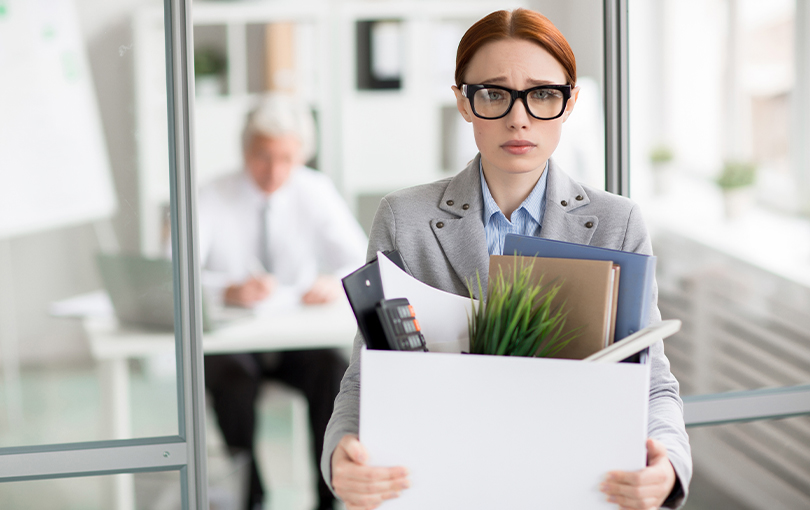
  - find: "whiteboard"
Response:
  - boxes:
[0,0,117,239]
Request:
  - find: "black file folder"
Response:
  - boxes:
[342,250,406,350]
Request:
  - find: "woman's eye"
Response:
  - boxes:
[530,89,562,101]
[485,90,504,101]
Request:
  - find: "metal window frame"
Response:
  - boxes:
[604,0,630,197]
[795,0,810,216]
[0,0,207,508]
[683,384,810,428]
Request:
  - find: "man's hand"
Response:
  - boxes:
[331,434,410,510]
[223,275,276,307]
[302,275,342,304]
[601,438,677,509]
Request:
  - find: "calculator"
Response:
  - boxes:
[375,298,428,352]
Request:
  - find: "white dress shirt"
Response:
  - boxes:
[197,167,368,299]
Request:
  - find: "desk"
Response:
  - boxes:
[83,297,358,439]
[81,298,357,510]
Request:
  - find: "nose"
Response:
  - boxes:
[506,97,531,130]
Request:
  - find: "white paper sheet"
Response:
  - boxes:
[360,349,650,509]
[378,251,477,353]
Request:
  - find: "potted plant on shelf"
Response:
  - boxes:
[467,260,578,357]
[194,47,227,97]
[649,144,675,195]
[716,160,757,220]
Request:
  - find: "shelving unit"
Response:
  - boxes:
[133,1,331,255]
[133,0,522,255]
[333,1,521,202]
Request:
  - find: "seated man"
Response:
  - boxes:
[198,94,368,510]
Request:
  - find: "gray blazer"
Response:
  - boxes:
[322,155,692,507]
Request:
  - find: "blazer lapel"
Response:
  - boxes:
[540,158,598,245]
[431,155,490,298]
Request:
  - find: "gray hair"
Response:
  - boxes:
[242,94,316,162]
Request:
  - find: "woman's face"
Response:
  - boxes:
[453,38,578,180]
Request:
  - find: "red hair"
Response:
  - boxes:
[455,9,577,87]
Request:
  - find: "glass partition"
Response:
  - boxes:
[684,416,810,509]
[0,0,178,448]
[629,1,810,508]
[0,0,206,507]
[629,0,810,395]
[0,471,183,510]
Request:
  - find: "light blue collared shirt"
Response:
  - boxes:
[480,160,549,256]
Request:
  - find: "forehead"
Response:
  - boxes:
[464,38,567,85]
[249,133,301,151]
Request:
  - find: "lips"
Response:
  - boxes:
[501,139,536,155]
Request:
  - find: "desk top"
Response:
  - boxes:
[84,297,359,360]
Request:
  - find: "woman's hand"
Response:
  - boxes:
[601,438,677,509]
[331,434,410,510]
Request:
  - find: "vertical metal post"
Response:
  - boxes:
[795,0,810,216]
[604,0,630,197]
[164,0,208,508]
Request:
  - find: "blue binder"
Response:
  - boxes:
[503,234,657,342]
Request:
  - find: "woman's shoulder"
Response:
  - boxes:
[579,182,637,216]
[382,177,454,214]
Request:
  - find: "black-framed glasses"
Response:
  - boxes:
[461,84,572,120]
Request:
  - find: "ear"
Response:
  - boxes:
[561,85,581,123]
[452,85,474,123]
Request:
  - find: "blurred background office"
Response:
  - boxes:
[0,0,808,509]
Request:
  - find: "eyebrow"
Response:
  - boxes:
[480,77,558,86]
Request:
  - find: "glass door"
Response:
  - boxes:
[0,0,207,508]
[620,0,810,507]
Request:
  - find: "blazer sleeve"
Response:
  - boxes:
[624,204,693,509]
[321,197,398,494]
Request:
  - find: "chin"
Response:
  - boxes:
[491,156,548,175]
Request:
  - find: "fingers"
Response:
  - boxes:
[302,276,340,304]
[646,438,668,465]
[601,475,662,509]
[340,435,369,464]
[601,439,676,509]
[332,435,410,510]
[224,277,276,306]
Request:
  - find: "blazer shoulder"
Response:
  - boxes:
[580,183,637,217]
[383,177,452,215]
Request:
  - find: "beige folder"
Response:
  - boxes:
[488,255,620,360]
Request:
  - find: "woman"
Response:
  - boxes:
[322,9,692,510]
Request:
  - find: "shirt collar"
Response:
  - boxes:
[241,167,300,206]
[479,159,549,226]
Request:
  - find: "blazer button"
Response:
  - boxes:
[462,203,470,210]
[561,200,568,207]
[446,200,454,206]
[585,221,594,228]
[576,195,584,201]
[436,222,445,228]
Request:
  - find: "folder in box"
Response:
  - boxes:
[503,234,656,341]
[489,255,620,360]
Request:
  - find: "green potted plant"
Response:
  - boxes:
[467,259,578,357]
[194,47,227,97]
[715,160,757,219]
[649,144,674,195]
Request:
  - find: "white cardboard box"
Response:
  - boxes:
[360,349,650,509]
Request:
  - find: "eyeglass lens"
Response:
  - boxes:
[473,87,565,119]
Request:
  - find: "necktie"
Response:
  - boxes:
[259,199,272,272]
